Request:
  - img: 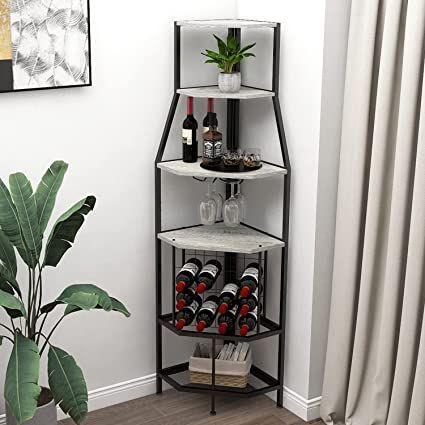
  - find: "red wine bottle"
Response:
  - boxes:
[176,282,197,311]
[175,295,202,330]
[218,283,239,314]
[239,308,258,336]
[239,263,262,298]
[196,260,222,294]
[175,258,202,293]
[239,290,259,317]
[196,295,219,332]
[203,98,218,133]
[218,305,239,335]
[182,97,198,163]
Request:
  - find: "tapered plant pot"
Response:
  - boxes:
[218,72,241,93]
[6,388,57,425]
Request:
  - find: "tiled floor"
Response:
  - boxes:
[61,389,324,425]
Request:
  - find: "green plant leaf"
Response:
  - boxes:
[239,42,256,55]
[64,296,131,317]
[213,34,227,55]
[41,284,112,314]
[0,229,17,276]
[9,173,41,268]
[0,179,30,266]
[44,196,96,267]
[48,346,88,424]
[0,260,20,296]
[0,289,26,318]
[243,53,256,58]
[0,336,3,345]
[35,161,69,235]
[5,334,40,425]
[227,35,239,52]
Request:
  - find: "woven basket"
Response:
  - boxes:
[189,344,252,389]
[190,371,249,388]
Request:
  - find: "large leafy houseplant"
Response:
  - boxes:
[0,161,130,425]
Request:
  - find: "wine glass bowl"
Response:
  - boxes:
[200,196,217,225]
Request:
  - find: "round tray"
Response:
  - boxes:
[200,161,263,173]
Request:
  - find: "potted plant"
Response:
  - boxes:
[0,161,130,425]
[202,34,256,93]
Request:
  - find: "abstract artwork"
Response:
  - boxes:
[0,0,91,93]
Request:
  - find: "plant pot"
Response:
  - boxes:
[218,72,241,93]
[6,388,57,425]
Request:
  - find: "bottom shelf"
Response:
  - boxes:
[158,362,280,397]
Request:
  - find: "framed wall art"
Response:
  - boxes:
[0,0,91,93]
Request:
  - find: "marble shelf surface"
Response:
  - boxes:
[177,86,275,100]
[158,223,285,254]
[176,19,277,29]
[157,159,287,180]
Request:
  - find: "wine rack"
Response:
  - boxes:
[155,19,290,415]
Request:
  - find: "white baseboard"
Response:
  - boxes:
[0,374,321,424]
[268,387,322,422]
[0,373,157,424]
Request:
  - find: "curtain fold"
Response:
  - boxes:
[321,0,425,424]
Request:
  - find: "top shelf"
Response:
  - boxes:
[177,86,274,100]
[176,19,277,29]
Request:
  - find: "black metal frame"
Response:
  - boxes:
[0,0,93,95]
[155,20,291,414]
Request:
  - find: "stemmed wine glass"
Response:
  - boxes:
[223,184,241,227]
[210,180,223,221]
[200,181,217,225]
[235,184,246,221]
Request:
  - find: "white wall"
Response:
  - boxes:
[238,0,327,400]
[0,0,237,415]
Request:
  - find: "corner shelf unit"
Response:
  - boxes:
[155,19,291,415]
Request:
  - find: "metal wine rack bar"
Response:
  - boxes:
[154,19,291,415]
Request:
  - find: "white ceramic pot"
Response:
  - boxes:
[6,389,57,425]
[218,72,241,93]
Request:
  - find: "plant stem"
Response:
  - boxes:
[36,312,49,345]
[0,335,14,344]
[27,267,32,336]
[39,315,65,356]
[0,323,14,336]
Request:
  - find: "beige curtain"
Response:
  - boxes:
[320,0,425,424]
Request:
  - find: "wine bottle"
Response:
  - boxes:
[218,305,239,335]
[196,295,219,332]
[175,295,203,330]
[218,283,239,314]
[239,308,258,336]
[239,263,262,298]
[182,96,198,163]
[175,258,203,293]
[239,290,259,317]
[196,260,222,294]
[176,282,197,311]
[203,98,218,133]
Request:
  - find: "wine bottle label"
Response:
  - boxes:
[200,300,218,314]
[203,126,210,133]
[241,267,259,282]
[252,290,258,302]
[221,283,238,297]
[180,262,200,277]
[251,307,258,317]
[201,264,219,278]
[186,299,201,314]
[182,129,193,146]
[229,304,239,316]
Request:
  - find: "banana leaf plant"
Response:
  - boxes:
[0,161,130,424]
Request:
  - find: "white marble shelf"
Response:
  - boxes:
[177,86,275,100]
[158,159,287,180]
[158,223,285,254]
[177,19,277,29]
